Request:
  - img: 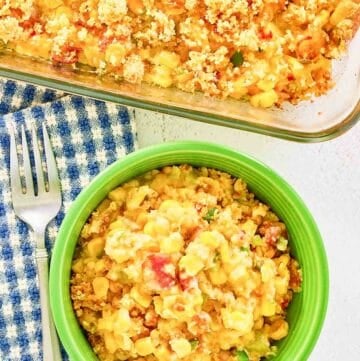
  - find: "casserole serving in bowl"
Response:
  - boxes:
[49,141,329,361]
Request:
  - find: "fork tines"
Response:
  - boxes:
[10,123,60,197]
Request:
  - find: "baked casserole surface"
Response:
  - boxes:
[0,0,359,108]
[70,165,302,361]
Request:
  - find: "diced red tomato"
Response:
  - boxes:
[259,28,273,40]
[264,226,281,245]
[287,74,295,81]
[75,20,106,38]
[281,297,290,310]
[99,36,114,52]
[99,34,129,51]
[147,254,176,288]
[10,8,24,18]
[18,13,41,37]
[52,45,81,64]
[178,271,197,291]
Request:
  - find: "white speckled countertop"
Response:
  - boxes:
[135,110,360,361]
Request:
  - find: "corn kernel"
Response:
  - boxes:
[126,185,151,210]
[114,334,133,351]
[268,319,289,340]
[257,79,276,92]
[218,329,245,350]
[130,286,152,308]
[159,199,181,212]
[261,260,276,283]
[153,344,173,361]
[169,338,192,358]
[143,221,156,236]
[15,36,52,59]
[83,45,105,68]
[139,48,151,60]
[330,1,358,26]
[98,314,114,332]
[153,50,181,69]
[154,216,171,236]
[95,259,106,273]
[148,65,173,88]
[107,219,126,232]
[37,0,64,10]
[240,220,258,238]
[103,331,118,354]
[92,277,109,299]
[265,22,282,37]
[261,300,276,317]
[314,9,330,28]
[231,78,248,99]
[135,337,155,356]
[199,231,220,249]
[220,241,231,263]
[252,204,268,217]
[128,0,145,14]
[174,72,194,84]
[108,186,127,203]
[55,5,73,18]
[106,44,127,67]
[250,90,278,108]
[221,309,254,335]
[160,232,184,253]
[275,276,288,295]
[71,259,83,273]
[179,254,204,275]
[208,268,227,285]
[114,308,131,332]
[87,237,105,258]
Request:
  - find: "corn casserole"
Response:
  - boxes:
[0,1,359,108]
[70,165,302,361]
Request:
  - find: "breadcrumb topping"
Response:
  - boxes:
[71,165,302,361]
[0,0,359,107]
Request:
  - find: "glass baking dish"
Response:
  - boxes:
[0,31,359,142]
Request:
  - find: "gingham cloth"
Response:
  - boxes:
[0,78,137,361]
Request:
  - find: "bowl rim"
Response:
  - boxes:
[49,140,329,361]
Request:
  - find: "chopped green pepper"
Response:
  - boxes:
[203,207,217,222]
[230,51,244,67]
[236,350,249,361]
[190,339,199,350]
[277,236,288,251]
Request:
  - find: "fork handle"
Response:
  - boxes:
[36,248,63,361]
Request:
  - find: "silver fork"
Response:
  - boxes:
[10,123,62,361]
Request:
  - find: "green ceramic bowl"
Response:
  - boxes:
[50,141,329,361]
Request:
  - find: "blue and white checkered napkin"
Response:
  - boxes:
[0,78,138,361]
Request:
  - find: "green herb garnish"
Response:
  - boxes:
[203,207,217,222]
[190,339,199,350]
[240,246,249,252]
[230,51,244,67]
[235,350,249,361]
